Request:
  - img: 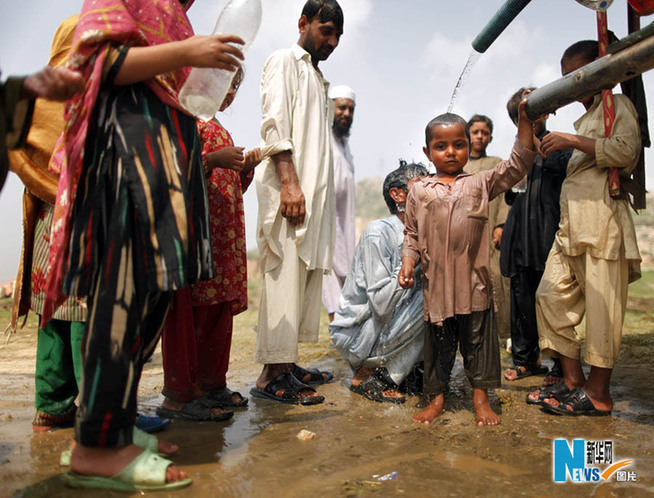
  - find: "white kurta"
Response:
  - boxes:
[322,132,356,313]
[255,44,335,274]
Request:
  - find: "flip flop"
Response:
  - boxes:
[291,363,334,385]
[63,448,192,492]
[542,387,612,417]
[206,387,249,408]
[249,372,324,405]
[350,372,406,404]
[525,380,572,406]
[135,413,171,433]
[504,364,549,381]
[60,426,165,466]
[156,396,233,422]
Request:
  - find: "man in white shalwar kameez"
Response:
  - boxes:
[322,84,356,321]
[251,0,344,405]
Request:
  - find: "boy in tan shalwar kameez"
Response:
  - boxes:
[528,41,641,416]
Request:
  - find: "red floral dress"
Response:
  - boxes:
[191,120,253,315]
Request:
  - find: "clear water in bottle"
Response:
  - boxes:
[179,0,262,120]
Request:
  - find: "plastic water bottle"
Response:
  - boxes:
[179,0,262,120]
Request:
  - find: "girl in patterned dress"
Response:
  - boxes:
[159,68,261,421]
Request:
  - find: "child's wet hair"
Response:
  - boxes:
[561,40,599,65]
[425,113,470,147]
[383,160,428,215]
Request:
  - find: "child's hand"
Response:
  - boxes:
[540,132,575,157]
[398,261,415,289]
[243,147,262,172]
[182,34,244,72]
[517,91,536,151]
[208,146,245,171]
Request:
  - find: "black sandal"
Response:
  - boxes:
[250,372,324,405]
[350,371,406,404]
[291,363,334,385]
[542,387,611,417]
[526,380,572,406]
[207,387,249,408]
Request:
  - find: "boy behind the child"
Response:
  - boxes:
[398,97,536,427]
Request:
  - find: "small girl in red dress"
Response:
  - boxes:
[159,68,262,421]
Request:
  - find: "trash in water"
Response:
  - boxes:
[296,429,316,441]
[375,472,401,481]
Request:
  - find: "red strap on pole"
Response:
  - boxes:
[597,11,621,198]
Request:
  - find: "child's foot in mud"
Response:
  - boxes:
[473,388,501,427]
[412,393,444,424]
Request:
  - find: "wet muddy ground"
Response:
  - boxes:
[1,289,654,497]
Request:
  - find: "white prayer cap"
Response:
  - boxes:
[329,85,355,102]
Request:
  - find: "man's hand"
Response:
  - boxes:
[273,151,305,226]
[22,66,84,101]
[280,181,306,226]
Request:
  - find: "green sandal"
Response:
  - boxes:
[60,427,161,466]
[63,448,192,492]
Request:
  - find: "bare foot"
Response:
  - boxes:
[473,389,500,427]
[413,394,444,425]
[70,444,187,483]
[257,363,320,400]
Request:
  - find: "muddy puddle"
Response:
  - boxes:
[1,320,654,497]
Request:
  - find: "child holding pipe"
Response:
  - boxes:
[398,97,536,427]
[527,40,641,417]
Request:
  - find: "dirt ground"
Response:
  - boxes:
[1,277,654,497]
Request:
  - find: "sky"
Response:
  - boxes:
[0,0,653,281]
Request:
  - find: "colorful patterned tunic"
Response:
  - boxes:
[191,120,252,315]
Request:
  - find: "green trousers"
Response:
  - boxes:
[33,318,84,426]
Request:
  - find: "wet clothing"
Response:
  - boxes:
[255,43,334,363]
[162,120,251,402]
[423,310,500,396]
[322,132,356,314]
[500,134,570,367]
[537,94,641,369]
[330,216,424,385]
[403,141,536,325]
[465,155,511,339]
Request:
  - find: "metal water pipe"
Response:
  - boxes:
[524,24,654,120]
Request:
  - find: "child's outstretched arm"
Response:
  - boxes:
[516,94,536,152]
